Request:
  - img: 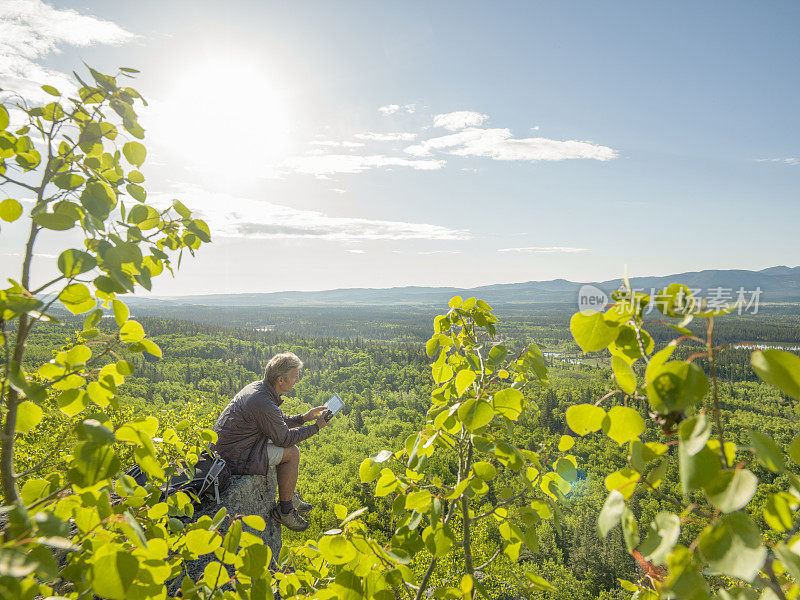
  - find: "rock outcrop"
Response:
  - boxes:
[169,470,282,592]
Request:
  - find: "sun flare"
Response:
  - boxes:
[151,56,294,174]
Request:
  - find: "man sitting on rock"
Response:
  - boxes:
[212,352,328,532]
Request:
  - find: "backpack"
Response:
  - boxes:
[125,450,232,505]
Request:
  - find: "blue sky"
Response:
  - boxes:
[1,1,798,295]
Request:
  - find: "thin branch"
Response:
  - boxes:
[475,545,502,571]
[30,275,65,296]
[0,174,39,193]
[706,318,729,469]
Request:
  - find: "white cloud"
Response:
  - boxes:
[309,140,365,148]
[378,104,415,115]
[284,154,446,177]
[434,111,489,131]
[756,157,799,166]
[0,0,136,103]
[405,127,617,162]
[347,249,365,254]
[354,132,417,141]
[497,246,589,253]
[151,185,469,241]
[330,188,347,194]
[417,250,462,255]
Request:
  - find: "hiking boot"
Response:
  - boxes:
[292,491,313,513]
[271,506,308,532]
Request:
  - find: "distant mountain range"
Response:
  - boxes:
[126,266,800,307]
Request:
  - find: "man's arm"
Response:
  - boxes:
[284,406,327,428]
[283,413,305,428]
[252,399,317,448]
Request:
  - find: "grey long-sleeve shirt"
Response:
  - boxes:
[211,380,317,475]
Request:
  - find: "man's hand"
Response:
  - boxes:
[302,406,327,423]
[315,414,329,430]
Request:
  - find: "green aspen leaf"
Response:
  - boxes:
[80,180,116,219]
[405,490,432,512]
[598,490,625,538]
[188,218,211,242]
[751,349,800,400]
[604,467,640,500]
[185,529,221,556]
[749,429,785,473]
[57,249,96,277]
[492,388,524,420]
[646,361,708,413]
[202,561,230,587]
[147,503,168,520]
[20,478,51,505]
[445,479,471,500]
[448,295,462,308]
[0,105,8,129]
[331,503,347,520]
[602,406,644,445]
[455,370,476,396]
[655,283,697,318]
[458,398,493,432]
[487,344,508,368]
[16,401,43,433]
[126,183,146,202]
[32,211,75,230]
[472,461,497,480]
[375,469,399,497]
[0,198,22,222]
[612,356,636,394]
[639,511,680,565]
[431,353,453,384]
[241,514,265,531]
[570,311,619,352]
[679,443,721,493]
[555,456,577,482]
[53,172,85,189]
[112,299,129,327]
[790,433,800,467]
[122,141,146,167]
[173,199,191,218]
[565,404,607,436]
[371,450,393,463]
[523,527,539,552]
[645,342,677,382]
[359,458,381,483]
[138,338,162,358]
[90,547,139,600]
[610,324,654,364]
[57,389,89,417]
[319,535,357,565]
[704,470,758,513]
[763,493,794,532]
[41,84,60,96]
[697,512,766,582]
[422,524,454,558]
[59,283,95,314]
[774,544,800,583]
[678,414,711,456]
[621,508,639,552]
[558,435,575,451]
[120,320,145,343]
[425,336,439,358]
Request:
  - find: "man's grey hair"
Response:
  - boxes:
[264,352,304,385]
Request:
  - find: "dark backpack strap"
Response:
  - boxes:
[197,456,227,501]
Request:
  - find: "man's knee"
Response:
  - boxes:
[283,445,300,464]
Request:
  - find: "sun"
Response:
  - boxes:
[150,55,295,176]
